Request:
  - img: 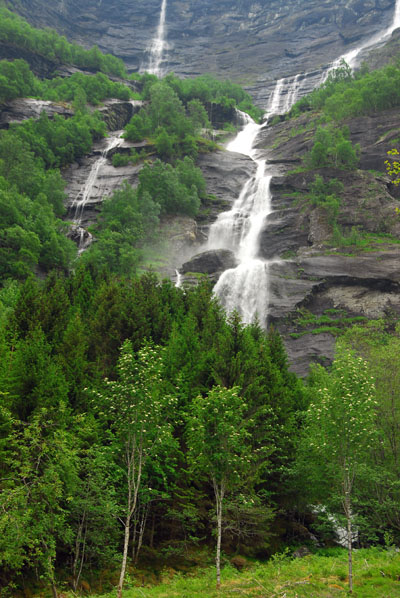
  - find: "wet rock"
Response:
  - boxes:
[98,99,143,130]
[196,149,257,235]
[10,0,397,106]
[181,249,237,276]
[0,98,73,128]
[285,333,336,377]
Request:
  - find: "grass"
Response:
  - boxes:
[288,308,368,339]
[77,547,400,598]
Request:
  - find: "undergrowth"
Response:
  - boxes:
[80,547,400,598]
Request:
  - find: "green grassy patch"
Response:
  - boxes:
[289,308,368,338]
[79,547,400,598]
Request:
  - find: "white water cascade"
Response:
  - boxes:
[182,1,400,323]
[333,0,400,70]
[265,0,400,115]
[72,131,123,226]
[146,0,168,76]
[208,114,273,324]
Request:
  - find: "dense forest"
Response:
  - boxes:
[1,6,400,598]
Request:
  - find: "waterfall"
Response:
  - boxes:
[181,1,400,324]
[146,0,168,76]
[266,0,400,114]
[72,131,123,250]
[207,113,273,325]
[175,269,182,288]
[333,0,400,70]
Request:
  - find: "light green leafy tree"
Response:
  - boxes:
[297,347,378,593]
[186,385,251,589]
[90,341,178,598]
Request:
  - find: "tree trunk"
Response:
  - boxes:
[117,515,131,598]
[343,472,353,595]
[216,498,222,590]
[347,508,353,594]
[214,481,225,590]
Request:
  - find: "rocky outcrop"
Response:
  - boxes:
[9,0,397,106]
[182,249,236,275]
[0,98,73,128]
[0,97,142,130]
[196,149,256,236]
[98,99,143,130]
[252,107,400,374]
[182,105,400,374]
[269,250,400,376]
[63,139,142,226]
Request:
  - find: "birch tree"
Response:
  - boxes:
[186,386,250,589]
[91,341,177,598]
[298,347,378,593]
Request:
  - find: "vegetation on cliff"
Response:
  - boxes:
[1,6,400,598]
[0,5,126,77]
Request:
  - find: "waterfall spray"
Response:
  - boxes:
[146,0,168,76]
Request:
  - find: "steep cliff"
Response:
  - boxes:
[6,0,397,106]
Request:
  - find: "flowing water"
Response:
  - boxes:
[208,114,273,325]
[72,131,123,248]
[207,0,400,324]
[333,0,400,70]
[265,0,400,115]
[146,0,168,76]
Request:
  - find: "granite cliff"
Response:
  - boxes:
[6,0,397,106]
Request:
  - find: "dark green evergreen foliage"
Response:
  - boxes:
[0,6,126,77]
[0,268,306,592]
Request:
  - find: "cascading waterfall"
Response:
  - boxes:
[333,0,400,70]
[146,0,168,76]
[208,114,273,324]
[72,131,123,248]
[182,0,400,324]
[266,0,400,115]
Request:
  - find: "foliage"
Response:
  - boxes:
[296,346,379,592]
[307,174,344,221]
[90,341,178,597]
[385,148,400,185]
[0,6,126,77]
[82,157,205,275]
[187,385,251,587]
[123,76,261,159]
[341,322,400,543]
[84,547,400,597]
[0,58,132,104]
[291,59,400,121]
[309,125,360,170]
[0,58,39,102]
[0,268,306,593]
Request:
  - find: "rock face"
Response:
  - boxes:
[182,249,237,278]
[8,0,397,106]
[252,107,400,375]
[0,98,73,128]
